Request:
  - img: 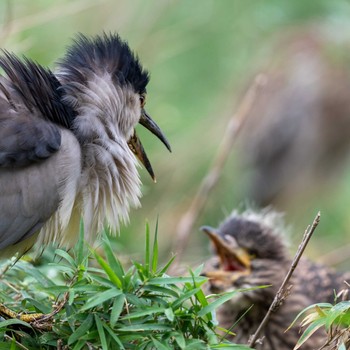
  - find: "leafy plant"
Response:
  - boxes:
[291,301,350,350]
[0,223,253,350]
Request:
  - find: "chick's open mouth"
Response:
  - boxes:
[201,226,251,282]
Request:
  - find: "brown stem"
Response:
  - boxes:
[248,212,321,348]
[171,74,266,266]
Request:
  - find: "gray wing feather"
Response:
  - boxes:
[0,153,61,249]
[0,93,76,251]
[0,99,61,167]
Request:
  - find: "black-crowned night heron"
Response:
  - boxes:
[0,33,171,258]
[201,210,350,349]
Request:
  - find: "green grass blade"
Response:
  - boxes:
[287,303,332,331]
[76,220,85,266]
[68,313,94,345]
[54,249,77,268]
[81,288,123,311]
[149,276,207,285]
[102,233,125,278]
[111,294,125,328]
[145,221,150,272]
[94,314,108,350]
[0,319,32,329]
[92,249,122,289]
[151,337,170,350]
[294,318,326,349]
[152,219,159,273]
[122,306,166,320]
[158,255,176,275]
[117,324,172,332]
[103,323,125,349]
[172,288,201,310]
[198,290,240,317]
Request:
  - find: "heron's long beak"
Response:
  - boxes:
[201,226,251,280]
[128,109,171,182]
[128,131,156,182]
[139,109,172,152]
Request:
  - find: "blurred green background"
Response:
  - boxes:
[2,0,350,271]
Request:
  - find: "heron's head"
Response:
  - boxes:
[201,210,289,307]
[57,33,171,181]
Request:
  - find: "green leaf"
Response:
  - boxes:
[81,288,122,311]
[76,220,86,266]
[194,287,209,308]
[145,221,150,272]
[142,284,180,298]
[210,345,254,349]
[158,255,176,275]
[102,234,125,279]
[16,262,55,287]
[40,285,69,294]
[68,313,94,345]
[164,307,174,322]
[94,314,108,350]
[173,332,186,349]
[149,276,207,285]
[294,318,326,349]
[92,249,122,288]
[0,319,32,329]
[325,301,350,329]
[68,289,75,305]
[111,294,125,328]
[198,290,241,317]
[152,219,159,273]
[192,264,205,276]
[288,303,332,331]
[71,340,86,350]
[172,288,201,310]
[122,306,166,320]
[117,324,172,332]
[90,274,116,288]
[54,249,77,268]
[151,337,170,350]
[103,323,125,349]
[23,298,51,313]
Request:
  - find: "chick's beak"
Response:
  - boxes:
[201,226,251,281]
[128,109,171,182]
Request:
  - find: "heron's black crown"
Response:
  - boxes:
[218,212,287,261]
[58,33,150,94]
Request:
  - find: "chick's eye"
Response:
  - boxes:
[247,249,257,259]
[140,94,146,108]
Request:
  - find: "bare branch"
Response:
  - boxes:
[171,74,266,265]
[248,212,321,348]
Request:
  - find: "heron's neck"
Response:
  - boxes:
[79,138,141,240]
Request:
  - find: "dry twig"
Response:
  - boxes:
[171,74,266,264]
[248,212,321,348]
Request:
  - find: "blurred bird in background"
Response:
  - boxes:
[202,209,350,349]
[239,27,350,209]
[0,33,171,258]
